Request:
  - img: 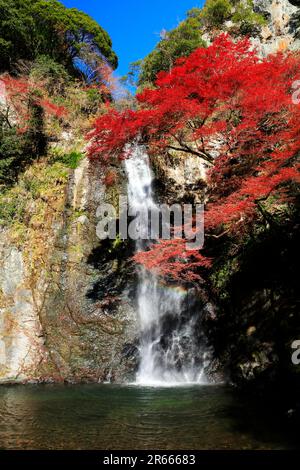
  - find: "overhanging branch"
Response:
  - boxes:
[167,144,214,164]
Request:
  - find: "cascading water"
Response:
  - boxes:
[125,145,210,386]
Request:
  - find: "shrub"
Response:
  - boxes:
[0,128,32,187]
[200,0,232,27]
[51,150,83,169]
[232,0,266,34]
[30,56,71,96]
[200,0,266,32]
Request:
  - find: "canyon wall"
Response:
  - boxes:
[0,138,138,383]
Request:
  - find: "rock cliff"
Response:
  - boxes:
[0,138,138,383]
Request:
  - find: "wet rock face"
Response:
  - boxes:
[0,156,139,384]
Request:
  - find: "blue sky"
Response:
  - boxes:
[62,0,204,77]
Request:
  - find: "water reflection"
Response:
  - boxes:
[0,384,298,450]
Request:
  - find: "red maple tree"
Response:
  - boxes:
[88,35,300,281]
[1,75,67,131]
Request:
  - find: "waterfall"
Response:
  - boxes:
[125,145,209,386]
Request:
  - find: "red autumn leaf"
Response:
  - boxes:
[88,34,300,281]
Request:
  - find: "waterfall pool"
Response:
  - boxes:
[0,384,297,450]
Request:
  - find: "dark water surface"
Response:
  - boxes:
[0,384,297,450]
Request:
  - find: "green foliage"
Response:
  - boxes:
[0,128,32,187]
[133,1,266,88]
[135,10,206,87]
[112,234,123,251]
[211,258,240,299]
[0,156,69,230]
[231,0,266,34]
[0,0,117,79]
[52,150,83,169]
[0,1,113,198]
[30,56,71,95]
[0,189,26,225]
[0,0,35,72]
[200,0,266,32]
[200,0,232,28]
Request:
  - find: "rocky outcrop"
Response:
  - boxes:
[202,1,300,55]
[252,0,300,55]
[0,245,44,382]
[151,151,208,205]
[0,143,138,383]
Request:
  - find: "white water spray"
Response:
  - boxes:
[125,145,209,386]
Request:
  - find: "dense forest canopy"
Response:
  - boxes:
[0,0,118,79]
[0,0,118,187]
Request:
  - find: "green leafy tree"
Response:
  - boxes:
[200,0,232,27]
[231,0,266,35]
[0,0,117,80]
[0,127,31,187]
[0,0,35,71]
[135,9,206,87]
[29,56,71,95]
[200,0,266,32]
